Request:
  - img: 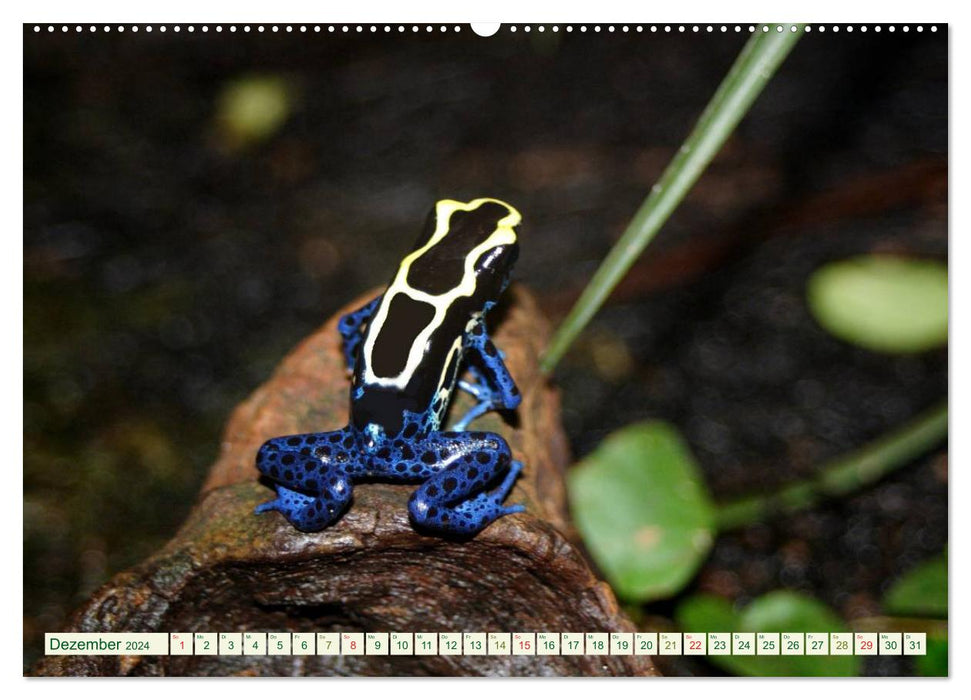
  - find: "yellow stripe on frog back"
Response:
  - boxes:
[361,198,521,390]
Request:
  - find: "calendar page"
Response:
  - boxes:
[22,7,949,680]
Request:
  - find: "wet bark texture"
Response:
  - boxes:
[34,287,658,677]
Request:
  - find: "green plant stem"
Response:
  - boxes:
[715,402,948,531]
[541,25,805,374]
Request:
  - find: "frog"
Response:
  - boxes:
[255,197,526,536]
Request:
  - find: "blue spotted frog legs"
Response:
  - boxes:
[255,198,526,536]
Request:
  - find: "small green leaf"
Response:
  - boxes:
[740,591,847,635]
[216,75,292,146]
[567,422,715,602]
[676,594,737,632]
[883,553,948,618]
[807,256,947,353]
[915,637,948,677]
[677,591,860,677]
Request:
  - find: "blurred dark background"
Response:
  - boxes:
[24,24,947,673]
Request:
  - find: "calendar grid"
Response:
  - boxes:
[44,631,927,657]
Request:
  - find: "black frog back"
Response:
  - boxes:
[350,199,521,435]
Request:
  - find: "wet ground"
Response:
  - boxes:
[24,24,947,674]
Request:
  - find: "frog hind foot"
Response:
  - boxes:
[255,484,350,532]
[254,429,359,532]
[408,432,525,536]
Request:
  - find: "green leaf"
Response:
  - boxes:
[915,637,948,677]
[883,552,948,618]
[567,422,715,602]
[676,594,738,632]
[676,591,860,677]
[807,256,948,354]
[217,75,292,146]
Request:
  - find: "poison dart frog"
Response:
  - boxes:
[255,198,526,535]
